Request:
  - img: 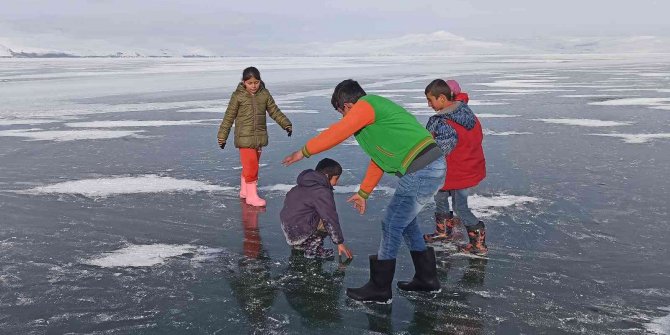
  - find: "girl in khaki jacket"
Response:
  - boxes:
[217,67,292,206]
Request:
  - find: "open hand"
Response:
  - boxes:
[347,193,367,215]
[282,150,304,166]
[337,243,353,259]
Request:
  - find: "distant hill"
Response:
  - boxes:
[2,32,669,58]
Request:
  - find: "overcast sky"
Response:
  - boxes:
[1,0,668,54]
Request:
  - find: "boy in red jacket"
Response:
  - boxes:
[423,79,488,254]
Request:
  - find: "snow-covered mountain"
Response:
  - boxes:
[276,31,530,56]
[2,31,669,58]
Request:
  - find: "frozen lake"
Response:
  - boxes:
[1,55,669,334]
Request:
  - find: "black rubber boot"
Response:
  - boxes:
[346,255,396,303]
[397,247,441,292]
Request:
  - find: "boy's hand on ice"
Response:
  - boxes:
[285,126,292,137]
[338,243,353,260]
[217,138,226,149]
[347,194,366,215]
[282,150,304,166]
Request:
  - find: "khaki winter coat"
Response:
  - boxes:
[217,82,292,149]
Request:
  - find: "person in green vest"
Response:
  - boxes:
[282,79,445,303]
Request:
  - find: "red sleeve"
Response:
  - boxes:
[301,100,375,157]
[357,159,384,199]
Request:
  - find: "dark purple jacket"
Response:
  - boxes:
[280,169,344,245]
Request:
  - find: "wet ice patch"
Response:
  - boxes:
[531,118,632,127]
[469,194,540,217]
[478,89,574,95]
[589,133,670,144]
[65,120,213,128]
[21,175,234,197]
[85,244,222,268]
[589,98,670,107]
[645,306,670,335]
[0,128,144,141]
[477,113,520,118]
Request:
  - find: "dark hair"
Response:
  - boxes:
[315,158,342,178]
[242,67,261,81]
[331,79,366,111]
[425,79,453,101]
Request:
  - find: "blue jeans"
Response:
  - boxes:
[434,188,479,227]
[377,157,446,260]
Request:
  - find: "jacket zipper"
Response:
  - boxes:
[251,92,257,147]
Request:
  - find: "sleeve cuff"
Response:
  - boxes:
[301,145,311,158]
[357,189,370,199]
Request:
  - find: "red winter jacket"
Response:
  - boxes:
[443,115,486,190]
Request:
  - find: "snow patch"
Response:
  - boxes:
[469,194,540,217]
[20,175,234,197]
[484,129,532,136]
[0,119,60,126]
[280,110,319,114]
[468,100,510,106]
[645,306,670,335]
[531,118,632,127]
[233,164,267,170]
[0,128,143,141]
[589,98,670,107]
[85,244,222,268]
[477,114,520,118]
[589,133,670,144]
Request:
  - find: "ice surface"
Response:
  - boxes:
[531,118,633,127]
[85,244,222,268]
[20,175,234,197]
[589,133,670,144]
[65,120,214,128]
[0,128,144,141]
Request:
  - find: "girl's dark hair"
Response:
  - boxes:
[242,67,261,81]
[315,158,342,178]
[425,79,454,101]
[331,79,366,111]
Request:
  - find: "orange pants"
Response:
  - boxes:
[239,148,262,182]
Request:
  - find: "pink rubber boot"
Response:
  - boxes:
[245,181,266,207]
[239,176,247,198]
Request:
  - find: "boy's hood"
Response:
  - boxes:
[437,102,476,130]
[296,169,331,189]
